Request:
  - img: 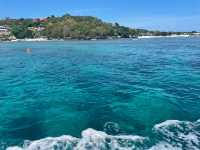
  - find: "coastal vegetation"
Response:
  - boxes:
[0,14,198,40]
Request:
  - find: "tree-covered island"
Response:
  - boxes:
[0,13,199,41]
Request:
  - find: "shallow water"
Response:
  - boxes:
[0,38,200,149]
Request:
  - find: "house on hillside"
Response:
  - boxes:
[0,26,10,35]
[0,26,16,41]
[27,26,46,38]
[28,26,46,32]
[32,18,48,23]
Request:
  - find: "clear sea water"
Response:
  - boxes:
[0,38,200,149]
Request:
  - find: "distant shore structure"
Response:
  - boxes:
[0,26,10,36]
[0,26,9,33]
[0,25,16,41]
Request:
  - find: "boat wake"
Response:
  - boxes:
[7,119,200,150]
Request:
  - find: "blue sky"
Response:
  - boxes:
[1,0,200,31]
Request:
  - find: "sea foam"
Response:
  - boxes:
[6,119,200,150]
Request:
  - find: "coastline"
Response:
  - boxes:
[1,35,199,42]
[2,34,199,42]
[137,34,191,39]
[10,38,50,42]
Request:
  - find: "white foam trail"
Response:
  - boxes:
[7,135,78,150]
[149,142,182,150]
[6,119,200,150]
[7,129,147,150]
[152,119,200,150]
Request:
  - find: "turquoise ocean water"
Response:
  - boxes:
[0,38,200,149]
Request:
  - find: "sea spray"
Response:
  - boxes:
[6,119,200,150]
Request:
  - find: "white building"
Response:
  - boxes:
[0,26,10,35]
[192,32,200,35]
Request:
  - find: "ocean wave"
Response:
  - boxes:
[6,119,200,150]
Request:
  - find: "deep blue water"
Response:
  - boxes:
[0,38,200,148]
